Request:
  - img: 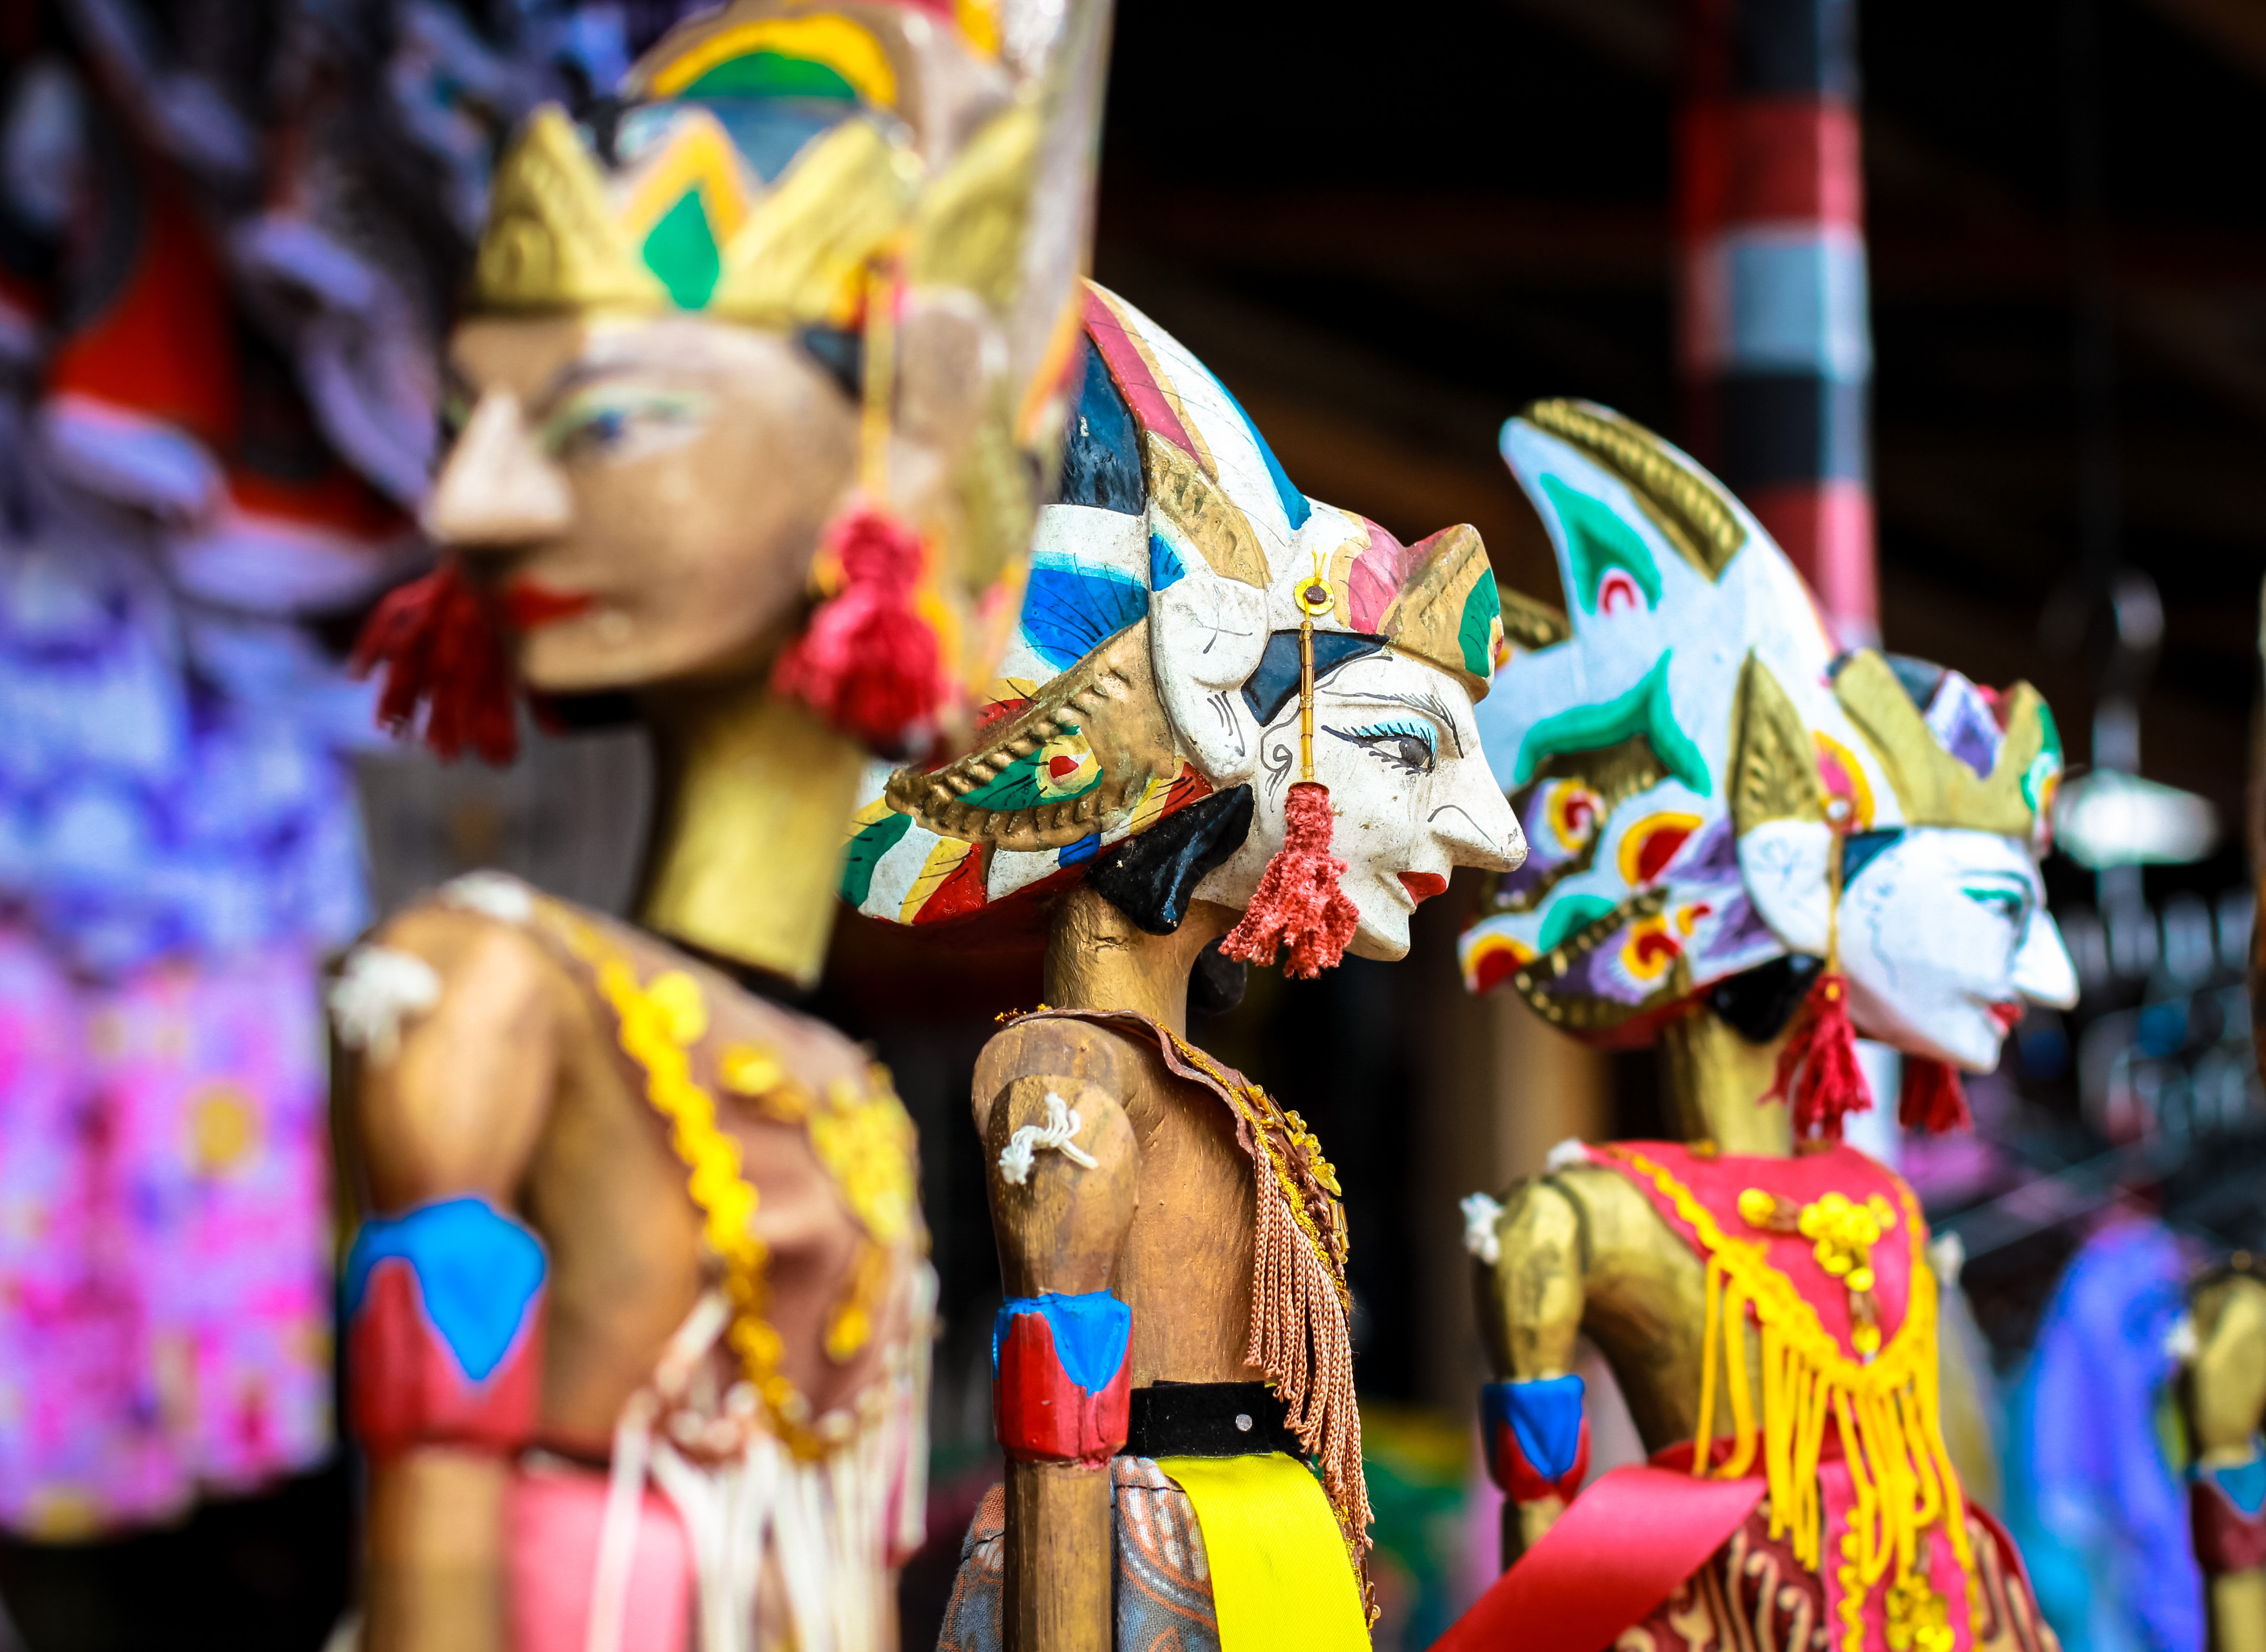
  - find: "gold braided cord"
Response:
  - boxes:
[1160,1027,1352,1307]
[1152,1024,1370,1608]
[1607,1148,1973,1652]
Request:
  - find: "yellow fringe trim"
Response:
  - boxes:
[1607,1148,1973,1652]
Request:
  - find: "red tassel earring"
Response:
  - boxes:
[1898,1057,1972,1134]
[770,505,943,757]
[350,558,520,765]
[769,259,948,760]
[1764,809,1871,1143]
[1766,972,1868,1141]
[1221,565,1359,979]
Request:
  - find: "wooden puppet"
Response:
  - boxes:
[1443,402,2077,1652]
[842,287,1527,1649]
[2179,1257,2266,1648]
[321,5,1108,1649]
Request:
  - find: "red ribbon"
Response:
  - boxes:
[1433,1463,1765,1652]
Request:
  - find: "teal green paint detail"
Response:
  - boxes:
[2022,705,2063,814]
[956,722,1104,812]
[1541,475,1661,614]
[1959,883,2026,920]
[641,190,723,309]
[2037,703,2062,763]
[682,51,858,100]
[1513,654,1709,797]
[1538,892,1617,955]
[1457,575,1501,678]
[840,811,912,908]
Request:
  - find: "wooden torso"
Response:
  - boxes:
[364,887,915,1458]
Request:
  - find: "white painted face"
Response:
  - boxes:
[1193,651,1526,960]
[1836,827,2079,1070]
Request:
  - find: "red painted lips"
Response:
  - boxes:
[501,581,595,630]
[1398,871,1449,905]
[1988,1002,2025,1033]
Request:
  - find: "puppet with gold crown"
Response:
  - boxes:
[1439,402,2076,1652]
[842,286,1524,1649]
[2176,917,2266,1652]
[2179,1248,2266,1652]
[322,4,1108,1648]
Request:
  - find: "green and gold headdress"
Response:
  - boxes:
[1461,401,2063,1042]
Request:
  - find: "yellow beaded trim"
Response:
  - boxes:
[1607,1147,1973,1652]
[1737,1188,1898,1356]
[540,905,916,1459]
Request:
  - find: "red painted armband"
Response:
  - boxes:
[992,1291,1132,1467]
[2193,1449,2266,1577]
[1483,1376,1590,1503]
[343,1198,547,1460]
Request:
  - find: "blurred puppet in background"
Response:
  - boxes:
[846,288,1526,1649]
[2179,1247,2266,1650]
[324,3,1109,1648]
[0,0,501,1566]
[1444,402,2080,1652]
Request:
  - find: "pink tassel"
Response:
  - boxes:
[1898,1056,1972,1134]
[1220,781,1360,979]
[771,504,946,758]
[350,561,519,765]
[1766,971,1871,1142]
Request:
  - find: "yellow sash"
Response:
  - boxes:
[1155,1452,1370,1650]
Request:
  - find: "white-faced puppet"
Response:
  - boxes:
[1460,401,2077,1135]
[842,285,1525,970]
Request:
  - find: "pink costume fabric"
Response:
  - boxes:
[506,1458,693,1652]
[0,929,333,1537]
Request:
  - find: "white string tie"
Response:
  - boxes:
[1460,1192,1504,1264]
[998,1091,1098,1186]
[440,869,534,923]
[327,946,441,1065]
[1544,1137,1591,1173]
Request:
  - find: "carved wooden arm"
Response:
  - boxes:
[346,910,560,1652]
[1473,1175,1590,1568]
[975,1023,1139,1652]
[2189,1271,2266,1652]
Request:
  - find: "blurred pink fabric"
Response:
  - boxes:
[506,1456,693,1652]
[0,926,333,1537]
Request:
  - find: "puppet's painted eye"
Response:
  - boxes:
[1330,719,1437,775]
[543,386,709,462]
[1959,882,2028,924]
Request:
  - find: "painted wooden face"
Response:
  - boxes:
[1838,828,2077,1070]
[427,314,859,692]
[1193,650,1525,961]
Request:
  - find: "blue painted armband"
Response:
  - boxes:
[343,1197,548,1456]
[993,1290,1133,1466]
[1482,1374,1590,1502]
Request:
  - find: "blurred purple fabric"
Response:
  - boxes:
[2010,1220,2202,1652]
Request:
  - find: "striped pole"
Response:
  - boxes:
[1677,0,1876,647]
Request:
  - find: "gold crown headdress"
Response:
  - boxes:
[1831,652,2059,835]
[469,1,1053,330]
